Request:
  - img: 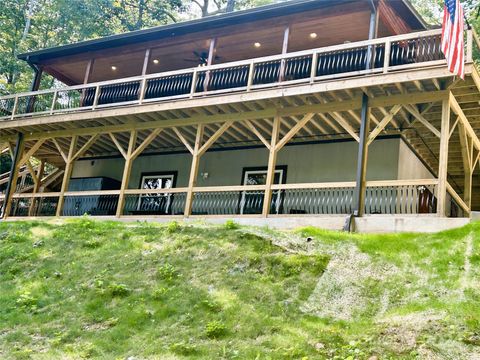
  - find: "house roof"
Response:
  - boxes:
[18,0,427,65]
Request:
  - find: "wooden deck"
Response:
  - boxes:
[1,28,480,220]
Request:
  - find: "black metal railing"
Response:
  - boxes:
[0,30,452,120]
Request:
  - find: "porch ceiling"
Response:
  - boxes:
[3,71,480,208]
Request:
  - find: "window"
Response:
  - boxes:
[240,166,287,214]
[138,172,177,214]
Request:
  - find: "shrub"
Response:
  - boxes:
[166,221,180,234]
[205,320,227,339]
[108,283,131,297]
[224,220,239,230]
[152,287,169,300]
[157,263,177,281]
[16,291,39,312]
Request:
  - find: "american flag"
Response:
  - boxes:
[441,0,465,79]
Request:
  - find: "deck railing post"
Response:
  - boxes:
[310,51,318,83]
[2,133,24,219]
[383,40,391,73]
[92,85,100,109]
[466,29,473,63]
[184,125,204,217]
[262,115,280,217]
[190,69,198,98]
[138,78,147,104]
[437,97,450,216]
[56,136,78,217]
[11,96,18,120]
[247,61,255,90]
[50,90,58,114]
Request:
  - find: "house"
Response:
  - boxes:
[1,0,479,231]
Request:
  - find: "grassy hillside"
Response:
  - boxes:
[0,218,479,359]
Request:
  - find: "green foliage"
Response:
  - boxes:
[224,219,239,230]
[108,283,131,297]
[165,220,180,234]
[204,320,227,338]
[15,290,39,312]
[157,263,177,281]
[1,219,480,358]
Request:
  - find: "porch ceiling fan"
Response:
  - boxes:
[183,50,221,65]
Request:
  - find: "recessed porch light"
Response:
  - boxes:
[111,65,117,71]
[254,42,261,48]
[153,59,160,64]
[309,32,318,39]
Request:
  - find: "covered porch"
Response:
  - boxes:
[2,73,480,226]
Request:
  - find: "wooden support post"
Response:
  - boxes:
[56,136,78,216]
[458,123,472,209]
[139,49,151,103]
[262,115,280,216]
[437,98,450,216]
[142,49,151,76]
[354,93,370,216]
[116,131,137,217]
[26,67,43,113]
[2,133,24,219]
[80,59,94,106]
[279,26,290,82]
[204,38,217,92]
[28,160,45,216]
[184,125,204,216]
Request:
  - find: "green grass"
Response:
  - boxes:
[0,218,479,359]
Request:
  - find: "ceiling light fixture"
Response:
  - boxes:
[309,32,317,39]
[153,59,160,64]
[111,65,117,71]
[254,42,261,48]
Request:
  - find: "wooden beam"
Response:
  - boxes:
[262,115,280,216]
[83,59,94,84]
[198,121,233,156]
[437,98,450,216]
[367,104,402,145]
[172,127,194,155]
[403,104,441,138]
[275,113,314,151]
[108,133,127,159]
[116,131,137,217]
[73,134,99,160]
[51,138,68,163]
[244,120,271,150]
[184,125,204,216]
[279,26,290,82]
[56,136,78,216]
[2,134,24,219]
[329,112,360,142]
[19,139,46,167]
[141,49,151,76]
[458,122,472,208]
[449,93,480,151]
[131,128,162,159]
[28,160,44,216]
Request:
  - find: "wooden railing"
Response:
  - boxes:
[5,179,458,218]
[0,28,465,121]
